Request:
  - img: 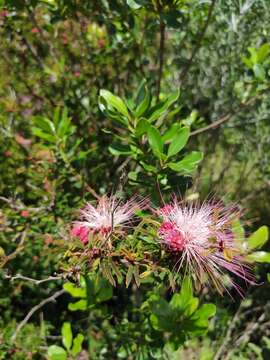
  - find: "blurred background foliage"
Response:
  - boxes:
[0,0,270,359]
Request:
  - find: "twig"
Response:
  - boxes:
[1,226,28,267]
[190,87,270,136]
[84,183,100,200]
[4,273,62,285]
[224,311,267,360]
[0,196,48,212]
[11,288,66,342]
[21,36,45,70]
[213,302,243,360]
[179,0,217,84]
[156,18,166,100]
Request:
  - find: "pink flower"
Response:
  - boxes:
[71,225,90,244]
[72,195,147,244]
[31,27,39,34]
[0,10,8,17]
[157,198,255,296]
[21,210,30,218]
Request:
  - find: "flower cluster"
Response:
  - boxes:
[157,199,254,296]
[71,194,255,296]
[71,195,146,244]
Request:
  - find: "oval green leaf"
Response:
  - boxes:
[147,126,164,158]
[248,251,270,263]
[61,322,73,351]
[48,345,67,360]
[99,89,129,118]
[167,127,190,158]
[247,226,268,250]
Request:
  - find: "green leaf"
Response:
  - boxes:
[183,298,199,317]
[127,0,142,9]
[135,92,151,118]
[63,283,86,298]
[242,56,253,69]
[149,297,174,331]
[147,126,164,158]
[248,251,270,263]
[109,144,132,156]
[232,219,245,240]
[53,107,61,128]
[253,64,265,81]
[71,334,84,356]
[135,79,147,105]
[162,123,180,142]
[61,322,73,351]
[267,273,270,282]
[95,278,113,302]
[168,151,203,173]
[99,89,129,118]
[180,276,193,301]
[147,90,180,123]
[257,43,270,63]
[68,299,88,311]
[33,116,56,134]
[47,345,67,360]
[32,128,56,143]
[195,303,216,319]
[139,161,158,173]
[135,119,150,137]
[166,90,180,108]
[247,47,258,65]
[57,108,72,138]
[167,127,190,158]
[247,226,268,250]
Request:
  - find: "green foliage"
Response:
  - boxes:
[48,346,67,360]
[99,86,203,191]
[247,226,268,250]
[148,278,216,349]
[0,0,270,359]
[48,322,84,360]
[247,226,270,263]
[64,275,113,311]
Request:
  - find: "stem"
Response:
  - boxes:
[156,177,165,205]
[156,18,165,101]
[190,87,270,136]
[179,0,217,85]
[11,288,66,342]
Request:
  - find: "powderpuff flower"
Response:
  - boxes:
[72,195,147,244]
[157,198,255,296]
[71,225,90,245]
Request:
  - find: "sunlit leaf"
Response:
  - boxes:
[71,334,84,356]
[247,226,268,250]
[248,251,270,263]
[61,322,73,351]
[48,345,67,360]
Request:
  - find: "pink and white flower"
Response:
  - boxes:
[72,195,147,244]
[71,225,90,245]
[157,198,255,296]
